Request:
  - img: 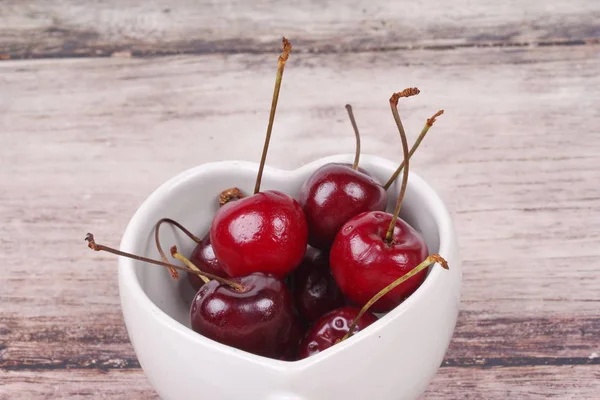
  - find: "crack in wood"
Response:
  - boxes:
[442,357,600,368]
[1,38,598,61]
[1,358,141,371]
[2,357,598,371]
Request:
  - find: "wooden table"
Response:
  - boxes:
[1,1,599,398]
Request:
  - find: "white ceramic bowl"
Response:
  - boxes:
[118,154,461,400]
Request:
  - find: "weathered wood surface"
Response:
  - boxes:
[1,2,600,397]
[1,0,600,59]
[2,366,600,399]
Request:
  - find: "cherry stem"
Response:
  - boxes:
[154,218,202,279]
[341,254,449,342]
[385,88,419,244]
[345,104,361,170]
[219,187,245,207]
[383,110,444,190]
[170,246,210,285]
[85,233,245,291]
[253,37,292,194]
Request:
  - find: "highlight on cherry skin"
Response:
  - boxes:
[298,306,378,359]
[83,37,450,363]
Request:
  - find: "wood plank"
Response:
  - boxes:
[423,365,600,399]
[1,312,598,367]
[1,45,600,397]
[1,0,599,59]
[0,370,157,399]
[2,365,600,399]
[1,309,599,365]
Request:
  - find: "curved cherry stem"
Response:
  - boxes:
[383,110,444,190]
[85,233,245,291]
[254,37,292,194]
[341,254,449,342]
[170,246,210,284]
[345,104,361,170]
[154,218,202,279]
[385,88,419,244]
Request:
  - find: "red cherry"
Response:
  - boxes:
[330,211,428,312]
[187,233,229,291]
[298,306,377,359]
[289,246,345,323]
[190,272,299,359]
[210,190,308,278]
[298,163,387,250]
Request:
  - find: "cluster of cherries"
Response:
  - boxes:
[86,38,448,361]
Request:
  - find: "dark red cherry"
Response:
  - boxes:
[330,211,428,313]
[187,233,229,291]
[289,246,345,323]
[298,306,377,359]
[278,317,305,361]
[210,190,308,278]
[190,272,298,359]
[298,163,387,250]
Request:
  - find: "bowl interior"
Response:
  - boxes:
[121,154,442,344]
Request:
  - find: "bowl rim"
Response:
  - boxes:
[118,153,456,371]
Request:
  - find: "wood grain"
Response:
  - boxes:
[423,365,600,399]
[1,0,599,59]
[2,366,600,399]
[0,370,156,399]
[1,43,599,398]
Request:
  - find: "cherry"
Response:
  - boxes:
[330,89,444,313]
[330,211,429,312]
[210,38,308,278]
[187,233,229,291]
[289,246,345,323]
[298,306,378,359]
[190,272,299,359]
[210,190,308,278]
[211,191,308,278]
[298,105,387,250]
[299,164,387,250]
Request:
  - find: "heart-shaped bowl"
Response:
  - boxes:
[118,153,461,400]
